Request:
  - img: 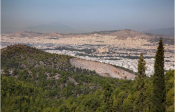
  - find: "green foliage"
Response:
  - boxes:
[1,44,174,112]
[133,53,146,112]
[152,38,166,112]
[1,44,71,70]
[114,91,128,111]
[122,94,134,112]
[165,70,174,111]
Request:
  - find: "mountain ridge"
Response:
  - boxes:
[144,27,174,37]
[4,29,173,45]
[25,23,78,33]
[4,29,173,37]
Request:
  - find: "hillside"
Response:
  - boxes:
[3,29,174,46]
[1,44,135,79]
[90,29,173,45]
[1,44,174,112]
[70,58,135,79]
[144,27,174,37]
[7,31,62,38]
[1,44,71,71]
[1,44,133,111]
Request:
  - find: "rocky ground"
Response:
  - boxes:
[70,58,136,80]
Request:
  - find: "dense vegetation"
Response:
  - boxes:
[152,38,166,112]
[1,44,174,112]
[133,53,146,112]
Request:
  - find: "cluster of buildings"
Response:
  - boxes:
[1,34,174,77]
[45,49,174,77]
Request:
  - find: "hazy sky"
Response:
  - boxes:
[2,0,174,33]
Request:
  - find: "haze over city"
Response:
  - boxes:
[2,0,174,36]
[1,1,174,111]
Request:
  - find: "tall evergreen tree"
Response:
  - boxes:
[152,38,165,112]
[134,53,146,112]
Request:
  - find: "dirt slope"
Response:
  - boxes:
[70,58,136,80]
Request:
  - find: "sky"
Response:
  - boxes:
[1,0,174,33]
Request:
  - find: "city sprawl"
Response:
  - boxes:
[1,29,174,76]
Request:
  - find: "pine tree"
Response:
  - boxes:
[102,82,113,111]
[133,53,146,112]
[152,38,165,112]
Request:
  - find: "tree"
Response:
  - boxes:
[114,91,128,112]
[102,82,113,111]
[122,94,134,112]
[152,38,165,112]
[133,53,146,112]
[165,70,174,111]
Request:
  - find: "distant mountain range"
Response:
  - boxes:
[144,28,174,37]
[2,22,81,34]
[2,21,174,37]
[25,23,79,33]
[4,29,174,45]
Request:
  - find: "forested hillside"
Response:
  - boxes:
[1,44,174,112]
